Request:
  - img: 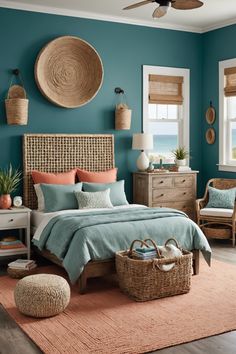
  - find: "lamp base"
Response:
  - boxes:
[136,151,149,171]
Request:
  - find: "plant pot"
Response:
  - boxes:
[175,159,186,167]
[0,194,12,209]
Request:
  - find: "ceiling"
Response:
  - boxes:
[1,0,236,33]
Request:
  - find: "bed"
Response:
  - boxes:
[23,134,211,293]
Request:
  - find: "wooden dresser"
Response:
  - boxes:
[133,171,198,220]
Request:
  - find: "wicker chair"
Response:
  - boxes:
[196,178,236,247]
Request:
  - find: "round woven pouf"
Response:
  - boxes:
[14,274,70,318]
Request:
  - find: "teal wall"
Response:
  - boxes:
[0,8,204,200]
[202,25,236,191]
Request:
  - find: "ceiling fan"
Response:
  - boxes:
[123,0,204,19]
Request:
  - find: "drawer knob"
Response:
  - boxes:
[183,192,186,195]
[182,179,186,183]
[160,181,164,184]
[9,219,14,222]
[160,194,164,197]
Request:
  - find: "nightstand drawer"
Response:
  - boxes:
[0,213,28,228]
[152,176,173,189]
[152,188,193,203]
[174,175,193,188]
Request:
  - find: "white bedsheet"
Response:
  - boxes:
[32,204,146,242]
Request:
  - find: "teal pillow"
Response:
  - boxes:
[82,180,128,206]
[206,186,236,209]
[40,183,82,212]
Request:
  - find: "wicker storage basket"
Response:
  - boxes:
[116,238,192,302]
[202,224,231,240]
[7,267,37,279]
[115,107,132,130]
[5,84,28,125]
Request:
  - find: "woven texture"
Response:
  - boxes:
[2,261,236,354]
[23,134,114,209]
[116,239,192,301]
[35,36,104,108]
[14,274,70,318]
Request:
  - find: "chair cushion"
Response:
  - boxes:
[200,207,233,218]
[206,186,236,209]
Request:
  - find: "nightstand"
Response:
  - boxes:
[0,207,31,259]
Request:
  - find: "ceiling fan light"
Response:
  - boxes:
[152,5,169,18]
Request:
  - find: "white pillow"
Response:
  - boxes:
[34,184,45,211]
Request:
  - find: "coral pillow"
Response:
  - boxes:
[31,169,76,185]
[77,168,117,183]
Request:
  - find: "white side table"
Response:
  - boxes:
[0,207,31,259]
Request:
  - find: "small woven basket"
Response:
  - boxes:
[7,267,37,279]
[116,238,192,302]
[5,84,28,125]
[202,224,231,240]
[115,107,132,130]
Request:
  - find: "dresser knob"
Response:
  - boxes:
[160,181,164,184]
[183,192,186,195]
[182,179,186,183]
[9,219,14,222]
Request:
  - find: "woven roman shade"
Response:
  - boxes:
[149,75,184,105]
[224,67,236,97]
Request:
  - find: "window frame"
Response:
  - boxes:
[218,58,236,172]
[143,65,190,163]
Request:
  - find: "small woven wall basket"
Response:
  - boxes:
[115,107,132,130]
[116,238,192,302]
[35,36,104,108]
[5,84,28,125]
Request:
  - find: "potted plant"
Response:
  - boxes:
[172,147,189,167]
[0,165,21,209]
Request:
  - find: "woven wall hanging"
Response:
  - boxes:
[35,36,104,108]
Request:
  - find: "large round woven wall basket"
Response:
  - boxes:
[35,36,104,108]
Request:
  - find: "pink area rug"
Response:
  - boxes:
[0,260,236,354]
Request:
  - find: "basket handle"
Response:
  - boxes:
[128,239,149,257]
[164,238,182,251]
[144,238,162,258]
[152,259,177,272]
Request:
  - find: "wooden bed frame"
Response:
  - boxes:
[23,133,199,294]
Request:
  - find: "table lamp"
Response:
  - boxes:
[132,133,153,171]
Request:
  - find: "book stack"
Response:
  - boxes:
[133,247,158,260]
[0,237,27,256]
[8,259,37,271]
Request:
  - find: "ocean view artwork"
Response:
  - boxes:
[151,134,178,162]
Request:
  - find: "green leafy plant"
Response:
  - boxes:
[172,147,189,160]
[0,165,22,195]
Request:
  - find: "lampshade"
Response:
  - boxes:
[132,133,153,151]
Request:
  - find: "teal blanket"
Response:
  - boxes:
[33,207,211,284]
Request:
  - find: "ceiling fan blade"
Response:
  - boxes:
[152,6,167,18]
[171,0,203,10]
[123,0,154,10]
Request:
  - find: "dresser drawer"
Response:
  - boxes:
[173,175,193,188]
[152,188,193,203]
[152,176,173,189]
[0,213,28,228]
[153,201,194,217]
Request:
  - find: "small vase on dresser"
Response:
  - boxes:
[0,194,12,209]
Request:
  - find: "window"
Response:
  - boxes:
[143,66,189,164]
[219,59,236,172]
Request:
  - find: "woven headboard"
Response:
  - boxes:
[23,134,115,209]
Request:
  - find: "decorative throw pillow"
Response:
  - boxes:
[206,186,236,209]
[34,184,45,211]
[31,169,76,185]
[83,180,129,206]
[39,183,83,212]
[75,189,113,209]
[76,168,117,183]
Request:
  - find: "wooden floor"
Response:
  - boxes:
[0,304,43,354]
[152,239,236,354]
